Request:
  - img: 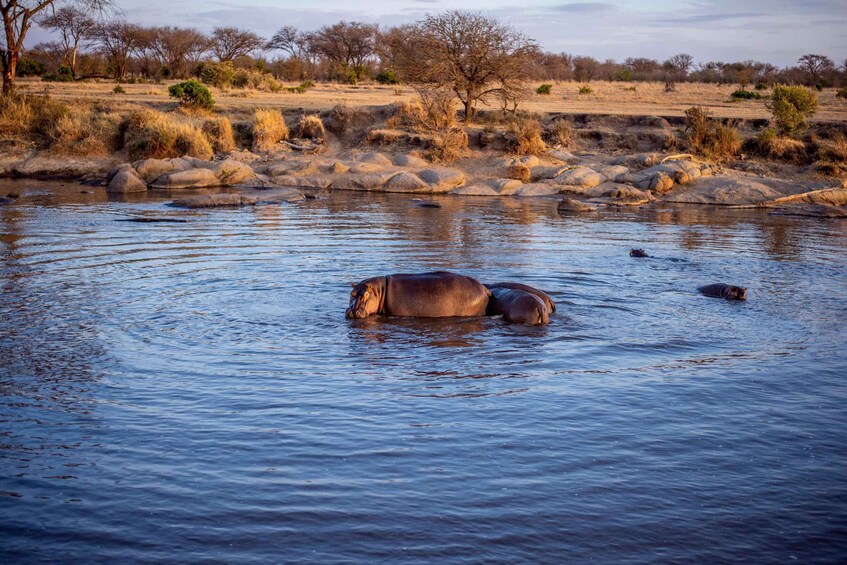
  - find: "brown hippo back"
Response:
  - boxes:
[346,271,490,319]
[488,287,550,325]
[699,283,747,301]
[487,282,556,313]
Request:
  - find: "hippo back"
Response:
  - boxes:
[384,271,490,317]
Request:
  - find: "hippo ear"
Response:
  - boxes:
[350,282,357,288]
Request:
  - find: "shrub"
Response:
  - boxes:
[297,114,326,140]
[390,92,457,133]
[754,127,807,162]
[705,124,742,162]
[684,106,741,162]
[113,85,126,94]
[232,69,283,92]
[46,110,120,156]
[623,85,637,92]
[122,109,213,161]
[505,162,531,183]
[730,89,762,100]
[42,65,74,82]
[536,84,552,95]
[252,109,288,151]
[169,80,215,111]
[767,85,818,136]
[17,58,45,77]
[545,118,573,148]
[202,117,236,154]
[754,82,768,91]
[836,87,847,100]
[287,81,315,94]
[376,70,400,85]
[425,128,468,163]
[578,86,593,94]
[507,118,547,155]
[200,61,235,89]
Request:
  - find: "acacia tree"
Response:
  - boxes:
[308,21,377,79]
[210,26,263,62]
[394,11,537,121]
[1,0,106,93]
[149,26,208,78]
[797,54,834,86]
[38,5,93,77]
[91,19,145,81]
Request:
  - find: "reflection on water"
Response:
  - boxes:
[1,182,846,562]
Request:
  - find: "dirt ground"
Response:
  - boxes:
[19,79,847,123]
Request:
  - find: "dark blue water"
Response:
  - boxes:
[2,183,846,563]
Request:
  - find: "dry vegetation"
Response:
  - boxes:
[251,109,289,151]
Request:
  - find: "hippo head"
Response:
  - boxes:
[728,286,748,301]
[346,280,382,319]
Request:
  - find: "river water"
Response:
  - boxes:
[1,182,846,563]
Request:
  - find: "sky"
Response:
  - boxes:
[30,0,847,67]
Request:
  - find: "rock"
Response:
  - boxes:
[506,163,532,183]
[516,155,540,168]
[604,186,651,205]
[548,150,578,163]
[107,163,139,183]
[0,196,13,205]
[225,149,263,163]
[273,175,334,189]
[134,158,193,183]
[479,131,499,147]
[12,156,114,179]
[392,154,429,168]
[514,183,560,197]
[531,165,570,181]
[558,198,596,212]
[232,178,279,190]
[419,168,466,191]
[611,153,662,169]
[267,161,318,177]
[171,194,258,208]
[326,161,350,174]
[552,166,604,189]
[664,176,783,206]
[637,172,674,194]
[349,162,388,174]
[151,168,220,189]
[214,159,256,186]
[354,174,390,190]
[356,152,393,167]
[484,178,523,195]
[597,165,629,181]
[769,204,847,218]
[450,185,499,196]
[766,187,847,207]
[383,172,430,193]
[108,170,148,194]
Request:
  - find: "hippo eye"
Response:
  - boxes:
[350,290,356,297]
[363,291,370,298]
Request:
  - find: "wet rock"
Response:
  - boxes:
[12,156,114,179]
[769,204,847,218]
[664,176,782,206]
[630,249,649,257]
[0,196,12,205]
[134,158,193,183]
[514,183,560,197]
[604,186,651,205]
[252,188,306,204]
[215,159,256,186]
[552,166,604,189]
[108,170,148,194]
[171,194,258,208]
[383,172,430,193]
[152,168,220,189]
[273,175,334,189]
[107,163,139,183]
[349,162,389,174]
[356,152,393,167]
[766,187,847,207]
[392,154,429,168]
[484,178,523,195]
[419,168,466,192]
[557,198,596,212]
[450,185,499,196]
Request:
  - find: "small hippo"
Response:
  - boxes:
[699,284,747,301]
[486,282,556,314]
[630,249,649,258]
[346,271,490,319]
[487,287,550,325]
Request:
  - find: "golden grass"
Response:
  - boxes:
[251,109,288,151]
[508,118,548,156]
[202,117,236,154]
[425,128,468,163]
[545,118,574,148]
[122,108,213,161]
[297,114,326,140]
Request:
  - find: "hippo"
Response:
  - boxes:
[487,287,550,325]
[699,284,747,301]
[486,282,556,314]
[630,249,649,258]
[346,271,491,319]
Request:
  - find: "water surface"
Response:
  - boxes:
[2,182,846,563]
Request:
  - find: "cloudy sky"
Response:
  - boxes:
[33,0,847,66]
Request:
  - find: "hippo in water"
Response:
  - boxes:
[699,284,747,301]
[486,282,556,314]
[487,287,550,325]
[630,249,649,258]
[346,271,490,319]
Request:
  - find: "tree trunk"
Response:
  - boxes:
[2,49,17,95]
[71,45,78,78]
[463,98,475,122]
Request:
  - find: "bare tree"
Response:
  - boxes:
[266,25,299,57]
[91,19,145,81]
[308,21,377,79]
[149,26,208,78]
[573,56,598,82]
[797,54,835,85]
[663,53,694,91]
[394,11,537,121]
[38,6,93,77]
[210,26,263,62]
[1,0,108,93]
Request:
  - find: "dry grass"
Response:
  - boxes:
[122,108,213,161]
[755,128,808,163]
[425,128,468,163]
[684,106,741,163]
[201,117,236,154]
[507,118,547,156]
[545,118,574,148]
[297,114,326,140]
[251,109,289,151]
[389,93,458,133]
[506,162,532,183]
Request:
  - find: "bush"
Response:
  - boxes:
[767,85,818,136]
[754,127,807,162]
[425,128,468,163]
[507,118,547,155]
[297,114,326,140]
[169,80,215,111]
[200,61,235,89]
[754,82,768,91]
[252,109,288,151]
[232,68,283,92]
[536,84,552,95]
[684,106,741,162]
[390,92,457,133]
[202,117,236,154]
[42,65,74,83]
[17,58,45,77]
[376,70,399,85]
[836,87,847,100]
[730,89,762,100]
[578,86,593,95]
[113,85,126,94]
[122,109,213,161]
[545,118,573,148]
[287,81,315,94]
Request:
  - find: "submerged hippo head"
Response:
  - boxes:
[725,286,748,301]
[346,278,385,319]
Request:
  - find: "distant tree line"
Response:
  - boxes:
[14,9,847,90]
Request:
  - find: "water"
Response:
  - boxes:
[2,182,846,563]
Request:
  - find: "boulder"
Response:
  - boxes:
[151,168,220,189]
[635,172,674,193]
[531,165,570,181]
[214,159,256,186]
[548,150,578,163]
[506,163,532,183]
[108,170,148,194]
[171,194,258,208]
[604,186,651,205]
[326,161,350,174]
[354,174,390,190]
[450,185,499,196]
[267,161,318,177]
[515,155,540,168]
[134,158,193,183]
[765,187,847,207]
[514,183,560,197]
[107,163,139,183]
[419,168,466,191]
[392,154,429,168]
[273,175,334,189]
[356,152,393,167]
[12,156,113,179]
[552,166,604,189]
[663,176,783,206]
[611,153,662,169]
[350,162,389,174]
[383,172,430,193]
[558,198,596,213]
[484,178,523,195]
[597,165,629,181]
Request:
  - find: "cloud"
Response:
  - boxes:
[550,2,616,12]
[650,12,765,25]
